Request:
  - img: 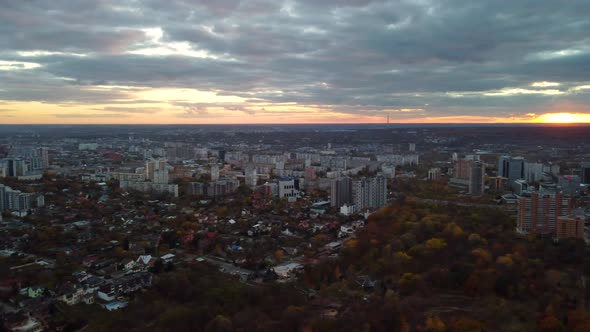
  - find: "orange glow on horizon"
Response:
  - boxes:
[0,100,589,124]
[532,112,590,124]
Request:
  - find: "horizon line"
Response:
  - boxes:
[1,122,590,126]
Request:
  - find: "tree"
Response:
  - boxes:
[426,238,447,250]
[449,317,485,332]
[394,251,412,262]
[538,315,564,332]
[151,259,164,274]
[205,315,233,332]
[399,272,422,295]
[444,222,465,239]
[496,255,514,266]
[425,315,446,332]
[274,250,285,263]
[471,248,492,267]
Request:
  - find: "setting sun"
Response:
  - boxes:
[533,112,590,123]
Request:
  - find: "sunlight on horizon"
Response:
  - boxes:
[533,112,590,123]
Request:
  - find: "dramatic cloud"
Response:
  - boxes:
[1,0,589,123]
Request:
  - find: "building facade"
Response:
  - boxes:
[581,162,590,185]
[278,177,300,202]
[468,161,485,195]
[556,215,585,240]
[517,192,572,235]
[330,177,352,208]
[498,156,525,184]
[352,176,387,211]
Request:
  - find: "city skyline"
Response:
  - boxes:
[1,1,590,124]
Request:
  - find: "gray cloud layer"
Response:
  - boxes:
[1,0,589,120]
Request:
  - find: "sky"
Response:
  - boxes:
[1,0,590,124]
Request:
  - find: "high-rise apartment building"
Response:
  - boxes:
[152,169,169,184]
[304,167,317,181]
[145,158,167,181]
[559,175,581,197]
[352,176,387,211]
[330,177,353,208]
[468,161,485,196]
[37,147,49,169]
[0,183,45,215]
[455,159,472,179]
[556,215,585,240]
[6,159,26,177]
[524,162,560,183]
[211,164,220,181]
[581,162,590,185]
[517,192,572,235]
[244,165,257,187]
[498,156,525,183]
[0,184,6,212]
[186,179,240,198]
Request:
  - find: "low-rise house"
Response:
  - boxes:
[325,242,342,252]
[82,255,99,268]
[160,253,175,263]
[57,283,95,306]
[72,271,90,283]
[273,262,303,278]
[122,259,137,271]
[96,272,152,302]
[19,287,44,299]
[136,255,156,270]
[355,275,377,289]
[104,300,128,311]
[81,276,104,291]
[2,313,44,332]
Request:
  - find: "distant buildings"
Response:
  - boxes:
[186,178,240,198]
[524,162,559,183]
[376,154,419,166]
[558,175,581,197]
[304,167,317,181]
[244,165,257,187]
[120,181,179,198]
[450,158,486,195]
[427,168,441,181]
[145,158,167,182]
[0,154,46,180]
[117,158,178,197]
[489,176,508,192]
[0,184,45,216]
[78,143,99,151]
[512,179,529,195]
[210,164,220,181]
[454,159,472,179]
